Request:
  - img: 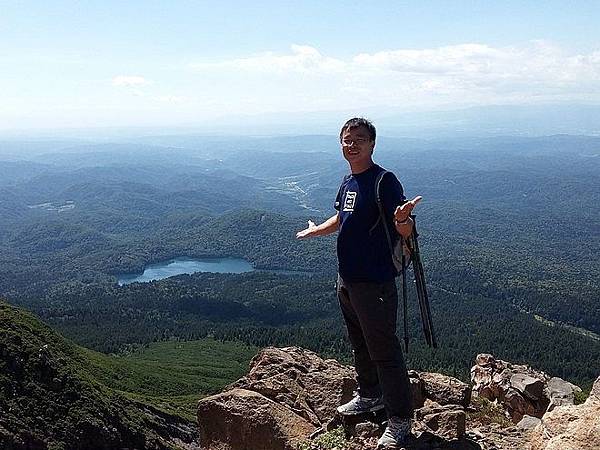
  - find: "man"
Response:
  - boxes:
[296,118,421,448]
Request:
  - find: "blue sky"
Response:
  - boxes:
[1,1,599,130]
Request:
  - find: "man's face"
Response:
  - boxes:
[341,126,375,166]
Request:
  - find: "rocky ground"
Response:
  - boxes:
[197,347,600,450]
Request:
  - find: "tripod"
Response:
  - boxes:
[402,216,437,351]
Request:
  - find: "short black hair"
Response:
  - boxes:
[339,117,376,143]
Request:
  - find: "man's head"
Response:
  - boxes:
[339,118,376,170]
[339,117,376,143]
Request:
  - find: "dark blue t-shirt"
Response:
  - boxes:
[334,164,406,283]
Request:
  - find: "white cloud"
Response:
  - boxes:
[152,95,186,103]
[351,41,600,91]
[111,76,184,105]
[353,44,505,74]
[112,75,150,87]
[190,44,345,75]
[187,42,600,110]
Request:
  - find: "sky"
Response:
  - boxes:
[1,0,599,131]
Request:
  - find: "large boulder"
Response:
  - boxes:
[471,353,580,422]
[545,377,583,412]
[197,388,315,450]
[510,374,544,402]
[198,347,355,450]
[227,346,357,426]
[527,376,600,450]
[414,402,466,441]
[419,372,471,408]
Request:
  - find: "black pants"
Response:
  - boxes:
[337,275,413,419]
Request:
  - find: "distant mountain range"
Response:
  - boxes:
[2,104,600,140]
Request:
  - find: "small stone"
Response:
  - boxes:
[354,421,380,439]
[516,414,541,430]
[466,428,485,440]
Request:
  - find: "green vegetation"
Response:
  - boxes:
[1,135,599,398]
[0,301,256,448]
[467,397,513,428]
[574,389,590,405]
[15,267,597,389]
[81,339,257,420]
[297,427,349,450]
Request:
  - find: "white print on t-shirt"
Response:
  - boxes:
[343,191,357,212]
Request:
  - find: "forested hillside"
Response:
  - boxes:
[1,134,598,389]
[0,301,206,448]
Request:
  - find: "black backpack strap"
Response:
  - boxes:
[375,169,410,352]
[375,169,388,204]
[368,172,385,233]
[374,170,396,261]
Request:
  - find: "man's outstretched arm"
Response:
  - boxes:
[296,213,339,239]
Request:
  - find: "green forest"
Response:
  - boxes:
[1,135,599,391]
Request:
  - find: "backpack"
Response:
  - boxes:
[372,170,412,272]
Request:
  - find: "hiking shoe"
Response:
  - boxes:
[377,417,411,448]
[336,394,384,416]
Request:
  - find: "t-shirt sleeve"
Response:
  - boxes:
[380,172,406,219]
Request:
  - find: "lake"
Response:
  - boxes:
[117,257,254,285]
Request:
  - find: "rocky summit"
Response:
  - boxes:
[197,347,600,450]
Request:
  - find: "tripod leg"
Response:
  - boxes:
[401,236,409,353]
[411,235,437,348]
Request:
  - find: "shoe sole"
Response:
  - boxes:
[336,403,385,416]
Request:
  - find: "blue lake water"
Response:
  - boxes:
[117,257,254,285]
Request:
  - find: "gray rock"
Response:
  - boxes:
[420,371,472,408]
[545,376,581,412]
[591,375,600,400]
[414,403,466,440]
[516,414,541,430]
[476,353,496,366]
[471,354,556,423]
[510,373,544,401]
[504,387,539,422]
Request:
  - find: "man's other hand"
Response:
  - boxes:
[394,196,422,223]
[296,220,317,239]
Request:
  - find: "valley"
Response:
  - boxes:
[1,134,599,393]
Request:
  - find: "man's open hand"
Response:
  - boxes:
[394,196,422,223]
[296,220,317,239]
